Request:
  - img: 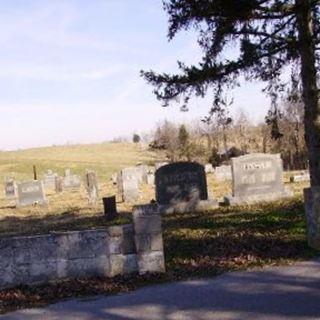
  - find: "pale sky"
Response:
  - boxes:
[0,0,270,150]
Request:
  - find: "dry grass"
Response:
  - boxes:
[0,142,311,237]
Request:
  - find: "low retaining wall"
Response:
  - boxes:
[0,209,165,289]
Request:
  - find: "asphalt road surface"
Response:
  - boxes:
[2,259,320,320]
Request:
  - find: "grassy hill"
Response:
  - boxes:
[0,142,160,181]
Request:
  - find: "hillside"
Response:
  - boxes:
[0,142,160,181]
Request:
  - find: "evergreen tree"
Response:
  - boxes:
[142,0,320,186]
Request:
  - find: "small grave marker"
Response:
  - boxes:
[4,179,17,199]
[103,196,117,219]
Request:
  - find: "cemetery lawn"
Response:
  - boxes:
[0,195,318,313]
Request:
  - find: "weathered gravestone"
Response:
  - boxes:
[63,169,81,190]
[55,176,63,193]
[84,170,99,205]
[214,165,232,181]
[111,173,117,185]
[146,173,155,185]
[4,179,17,199]
[205,163,214,174]
[17,180,47,207]
[155,162,218,213]
[224,153,293,205]
[290,170,310,183]
[117,168,139,202]
[132,204,165,274]
[43,170,57,191]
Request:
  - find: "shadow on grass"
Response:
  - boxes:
[0,210,132,238]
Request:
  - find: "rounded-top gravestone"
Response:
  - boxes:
[155,162,208,205]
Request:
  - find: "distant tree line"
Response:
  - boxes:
[149,101,307,171]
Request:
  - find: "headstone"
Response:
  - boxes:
[205,163,214,174]
[63,169,81,190]
[118,168,139,202]
[85,170,99,205]
[55,176,63,193]
[4,179,17,199]
[43,170,57,191]
[290,170,310,183]
[155,162,208,206]
[103,196,117,219]
[225,153,293,205]
[17,180,47,207]
[146,173,155,185]
[214,165,232,181]
[132,204,165,274]
[111,173,117,185]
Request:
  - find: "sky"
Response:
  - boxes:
[0,0,270,150]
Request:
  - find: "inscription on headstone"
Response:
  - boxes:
[155,162,208,205]
[225,153,293,205]
[17,180,47,207]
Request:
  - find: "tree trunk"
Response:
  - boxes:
[296,0,320,186]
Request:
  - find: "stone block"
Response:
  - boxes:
[133,215,162,234]
[109,254,138,277]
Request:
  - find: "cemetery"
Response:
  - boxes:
[0,1,320,317]
[0,141,317,312]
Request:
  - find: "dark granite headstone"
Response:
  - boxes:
[225,153,293,205]
[155,162,208,205]
[103,196,117,219]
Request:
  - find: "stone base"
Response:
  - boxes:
[158,199,219,214]
[224,189,293,206]
[304,187,320,250]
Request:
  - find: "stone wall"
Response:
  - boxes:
[0,218,165,289]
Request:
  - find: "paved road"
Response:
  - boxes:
[2,259,320,320]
